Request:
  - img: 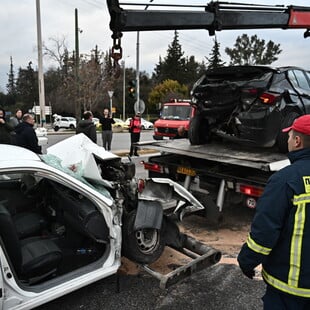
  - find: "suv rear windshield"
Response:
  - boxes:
[202,66,274,86]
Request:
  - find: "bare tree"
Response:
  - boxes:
[43,35,68,69]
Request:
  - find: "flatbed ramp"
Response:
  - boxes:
[137,139,289,171]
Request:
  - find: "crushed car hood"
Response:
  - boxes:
[47,134,119,182]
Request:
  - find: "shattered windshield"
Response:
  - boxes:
[41,154,113,200]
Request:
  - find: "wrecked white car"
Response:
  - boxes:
[0,134,220,309]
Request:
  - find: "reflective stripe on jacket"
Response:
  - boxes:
[238,148,310,298]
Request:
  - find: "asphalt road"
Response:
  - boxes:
[37,263,265,310]
[43,129,155,155]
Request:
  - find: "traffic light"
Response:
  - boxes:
[128,80,136,98]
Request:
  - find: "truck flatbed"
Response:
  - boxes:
[137,139,289,172]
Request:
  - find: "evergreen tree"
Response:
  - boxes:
[206,37,225,70]
[184,55,202,90]
[5,56,16,107]
[153,31,186,84]
[225,34,282,65]
[153,31,205,90]
[7,56,16,96]
[15,62,38,110]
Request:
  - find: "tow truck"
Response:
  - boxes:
[138,138,289,220]
[106,0,310,288]
[106,0,310,216]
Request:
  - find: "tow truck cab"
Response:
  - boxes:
[153,100,194,140]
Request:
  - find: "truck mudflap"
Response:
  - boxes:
[141,233,221,289]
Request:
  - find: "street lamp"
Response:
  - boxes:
[108,90,114,116]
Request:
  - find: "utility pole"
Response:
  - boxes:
[36,0,46,126]
[75,8,81,120]
[135,0,153,110]
[122,60,126,120]
[136,32,140,106]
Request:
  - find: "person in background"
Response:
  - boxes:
[15,113,42,154]
[76,111,97,143]
[10,109,23,128]
[99,108,115,151]
[238,114,310,309]
[0,108,14,144]
[129,112,142,157]
[9,109,23,144]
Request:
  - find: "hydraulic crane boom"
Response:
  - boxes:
[107,1,310,37]
[106,1,310,75]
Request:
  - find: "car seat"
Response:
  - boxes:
[13,212,47,239]
[0,204,62,281]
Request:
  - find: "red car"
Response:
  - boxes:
[153,100,194,140]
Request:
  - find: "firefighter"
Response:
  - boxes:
[129,112,141,157]
[238,114,310,309]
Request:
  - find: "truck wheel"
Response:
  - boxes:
[69,124,75,129]
[189,115,209,145]
[122,211,165,264]
[54,126,59,132]
[277,111,300,153]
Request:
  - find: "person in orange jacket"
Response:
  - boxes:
[129,112,142,157]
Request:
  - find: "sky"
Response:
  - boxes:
[0,0,309,93]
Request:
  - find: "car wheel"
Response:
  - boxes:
[189,114,209,145]
[69,124,75,129]
[277,111,300,153]
[54,126,59,132]
[141,125,145,130]
[122,211,165,264]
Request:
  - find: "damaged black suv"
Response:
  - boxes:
[189,65,310,152]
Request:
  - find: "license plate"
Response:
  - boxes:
[177,166,196,176]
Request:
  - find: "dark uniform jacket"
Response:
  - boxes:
[76,119,97,143]
[238,148,310,298]
[15,122,41,154]
[0,121,13,144]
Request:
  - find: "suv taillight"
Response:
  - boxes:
[259,93,280,105]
